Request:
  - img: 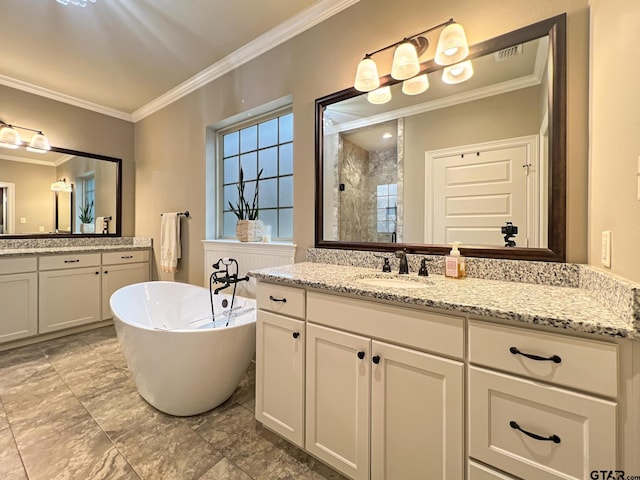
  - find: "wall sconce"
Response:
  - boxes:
[50,178,72,192]
[354,18,472,104]
[0,121,51,153]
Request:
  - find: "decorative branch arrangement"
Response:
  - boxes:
[228,167,263,220]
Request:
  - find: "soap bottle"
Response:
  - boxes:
[445,242,466,279]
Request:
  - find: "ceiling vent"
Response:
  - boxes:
[494,44,523,62]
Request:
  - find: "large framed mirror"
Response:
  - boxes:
[315,14,566,261]
[0,145,122,238]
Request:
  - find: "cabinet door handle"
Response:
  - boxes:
[104,270,109,274]
[64,259,80,263]
[121,255,134,259]
[509,421,561,444]
[357,351,365,360]
[95,271,100,275]
[509,346,561,364]
[292,332,300,339]
[269,295,287,303]
[372,355,380,364]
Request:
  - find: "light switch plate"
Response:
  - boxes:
[601,230,611,268]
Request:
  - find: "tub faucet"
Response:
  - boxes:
[395,249,409,275]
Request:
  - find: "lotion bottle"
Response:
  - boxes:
[445,242,466,279]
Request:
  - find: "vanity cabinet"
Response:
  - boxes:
[0,257,38,342]
[305,291,464,480]
[0,248,150,346]
[468,320,618,480]
[255,283,306,447]
[101,250,150,320]
[39,253,102,333]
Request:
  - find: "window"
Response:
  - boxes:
[219,110,293,240]
[376,183,397,233]
[76,173,95,229]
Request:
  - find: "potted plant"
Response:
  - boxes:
[228,167,263,241]
[78,200,94,234]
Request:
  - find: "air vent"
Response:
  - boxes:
[494,44,523,62]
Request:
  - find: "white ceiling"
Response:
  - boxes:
[0,0,357,121]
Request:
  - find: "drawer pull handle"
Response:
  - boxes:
[64,259,80,263]
[357,351,365,360]
[95,271,100,275]
[104,271,109,274]
[372,355,380,364]
[509,421,561,444]
[121,255,134,259]
[509,346,561,364]
[269,295,287,303]
[292,332,300,339]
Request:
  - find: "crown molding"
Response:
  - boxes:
[0,73,133,122]
[131,0,360,122]
[0,151,56,167]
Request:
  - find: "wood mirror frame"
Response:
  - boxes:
[315,14,566,261]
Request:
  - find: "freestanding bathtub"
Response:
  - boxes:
[110,281,256,416]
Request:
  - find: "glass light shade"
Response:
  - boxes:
[354,57,380,92]
[50,180,68,192]
[0,125,22,149]
[442,60,474,84]
[402,74,429,95]
[435,23,469,66]
[26,132,51,153]
[391,41,420,80]
[367,86,392,105]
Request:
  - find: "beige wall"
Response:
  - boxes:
[0,85,135,236]
[589,0,640,282]
[135,0,590,286]
[0,159,55,233]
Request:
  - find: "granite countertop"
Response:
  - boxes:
[0,244,151,257]
[250,262,638,340]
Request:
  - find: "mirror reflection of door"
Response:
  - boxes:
[0,182,15,234]
[426,136,539,247]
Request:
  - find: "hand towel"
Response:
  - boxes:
[160,213,181,273]
[95,216,105,234]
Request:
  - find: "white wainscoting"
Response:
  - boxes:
[202,240,296,298]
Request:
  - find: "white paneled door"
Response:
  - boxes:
[426,136,539,248]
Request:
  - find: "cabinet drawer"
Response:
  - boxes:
[256,282,305,319]
[102,250,149,265]
[469,461,517,480]
[0,257,37,275]
[307,291,464,358]
[469,320,618,397]
[39,253,101,270]
[469,366,616,480]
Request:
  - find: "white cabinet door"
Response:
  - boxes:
[255,310,305,447]
[39,266,101,333]
[101,263,149,320]
[0,272,38,343]
[371,340,464,480]
[306,323,370,480]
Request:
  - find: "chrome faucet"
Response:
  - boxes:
[395,249,409,275]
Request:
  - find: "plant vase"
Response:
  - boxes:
[236,219,263,242]
[80,223,95,234]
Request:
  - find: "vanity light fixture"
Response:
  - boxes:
[50,178,72,192]
[56,0,97,7]
[0,121,51,153]
[353,18,471,104]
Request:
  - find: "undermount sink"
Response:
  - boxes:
[355,277,431,289]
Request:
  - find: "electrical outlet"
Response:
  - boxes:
[601,231,611,268]
[20,217,26,224]
[38,226,45,232]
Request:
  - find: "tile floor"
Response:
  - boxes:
[0,326,346,480]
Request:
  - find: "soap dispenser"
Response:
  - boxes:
[445,242,466,279]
